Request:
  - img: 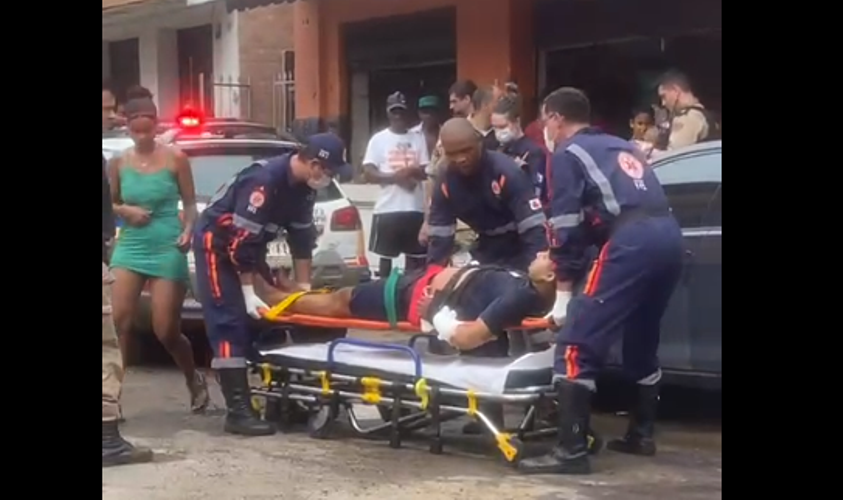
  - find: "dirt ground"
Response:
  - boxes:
[104,364,721,500]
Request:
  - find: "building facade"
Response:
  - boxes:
[102,0,296,127]
[226,0,720,162]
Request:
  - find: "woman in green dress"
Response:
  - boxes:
[107,87,208,413]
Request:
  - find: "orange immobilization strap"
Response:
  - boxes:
[258,312,550,332]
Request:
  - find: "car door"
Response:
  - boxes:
[653,147,722,375]
[688,183,721,373]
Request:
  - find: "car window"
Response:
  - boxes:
[654,150,722,228]
[181,146,342,203]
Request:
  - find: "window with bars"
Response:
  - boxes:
[273,50,296,131]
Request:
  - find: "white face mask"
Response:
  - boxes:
[307,175,331,190]
[543,126,555,152]
[495,127,515,144]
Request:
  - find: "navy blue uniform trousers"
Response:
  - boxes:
[193,230,256,366]
[554,216,683,382]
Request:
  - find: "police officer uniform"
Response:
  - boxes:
[519,127,684,475]
[192,133,351,436]
[656,104,716,150]
[427,149,548,357]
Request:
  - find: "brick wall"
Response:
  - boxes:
[238,3,294,126]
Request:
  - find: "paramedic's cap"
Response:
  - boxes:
[304,133,353,181]
[386,92,408,112]
[418,95,440,109]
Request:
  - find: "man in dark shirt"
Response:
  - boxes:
[102,153,153,467]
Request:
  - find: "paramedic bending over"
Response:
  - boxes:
[427,118,548,273]
[518,88,684,476]
[192,133,352,437]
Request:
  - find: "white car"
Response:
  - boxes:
[102,136,371,324]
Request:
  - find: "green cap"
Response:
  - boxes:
[418,95,440,109]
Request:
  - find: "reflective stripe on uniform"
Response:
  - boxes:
[428,224,456,237]
[517,212,546,233]
[549,211,584,229]
[289,221,313,229]
[482,223,516,236]
[566,144,621,216]
[233,214,263,234]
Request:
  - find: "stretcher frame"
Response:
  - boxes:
[250,335,600,466]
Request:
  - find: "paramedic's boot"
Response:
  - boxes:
[102,420,153,467]
[517,380,592,475]
[218,367,276,436]
[607,383,659,456]
[463,404,505,435]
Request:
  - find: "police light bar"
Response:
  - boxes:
[176,109,203,128]
[180,116,200,127]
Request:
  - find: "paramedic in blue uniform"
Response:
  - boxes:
[192,133,352,437]
[428,117,548,274]
[490,91,548,207]
[518,88,684,475]
[427,117,549,433]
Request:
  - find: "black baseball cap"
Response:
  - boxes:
[303,132,353,181]
[386,92,408,112]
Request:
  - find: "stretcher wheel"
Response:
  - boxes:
[307,405,336,439]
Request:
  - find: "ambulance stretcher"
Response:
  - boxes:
[250,301,599,465]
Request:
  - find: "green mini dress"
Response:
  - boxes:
[110,163,189,283]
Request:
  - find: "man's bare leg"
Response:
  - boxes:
[254,274,354,317]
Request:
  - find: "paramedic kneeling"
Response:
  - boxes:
[193,133,352,436]
[518,88,684,475]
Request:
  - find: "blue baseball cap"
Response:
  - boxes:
[303,132,353,181]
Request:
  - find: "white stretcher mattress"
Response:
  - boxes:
[259,343,554,395]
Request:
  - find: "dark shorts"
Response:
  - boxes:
[348,270,423,321]
[369,211,426,258]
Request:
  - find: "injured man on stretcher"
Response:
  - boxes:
[254,252,556,354]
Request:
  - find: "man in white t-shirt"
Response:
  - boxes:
[363,92,431,278]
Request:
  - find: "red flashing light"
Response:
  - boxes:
[180,116,200,127]
[176,109,203,129]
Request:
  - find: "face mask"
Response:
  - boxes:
[543,126,555,152]
[307,175,331,190]
[495,128,515,144]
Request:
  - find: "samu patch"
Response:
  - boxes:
[249,190,265,208]
[529,198,542,211]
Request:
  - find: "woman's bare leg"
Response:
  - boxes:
[110,268,147,374]
[148,278,208,412]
